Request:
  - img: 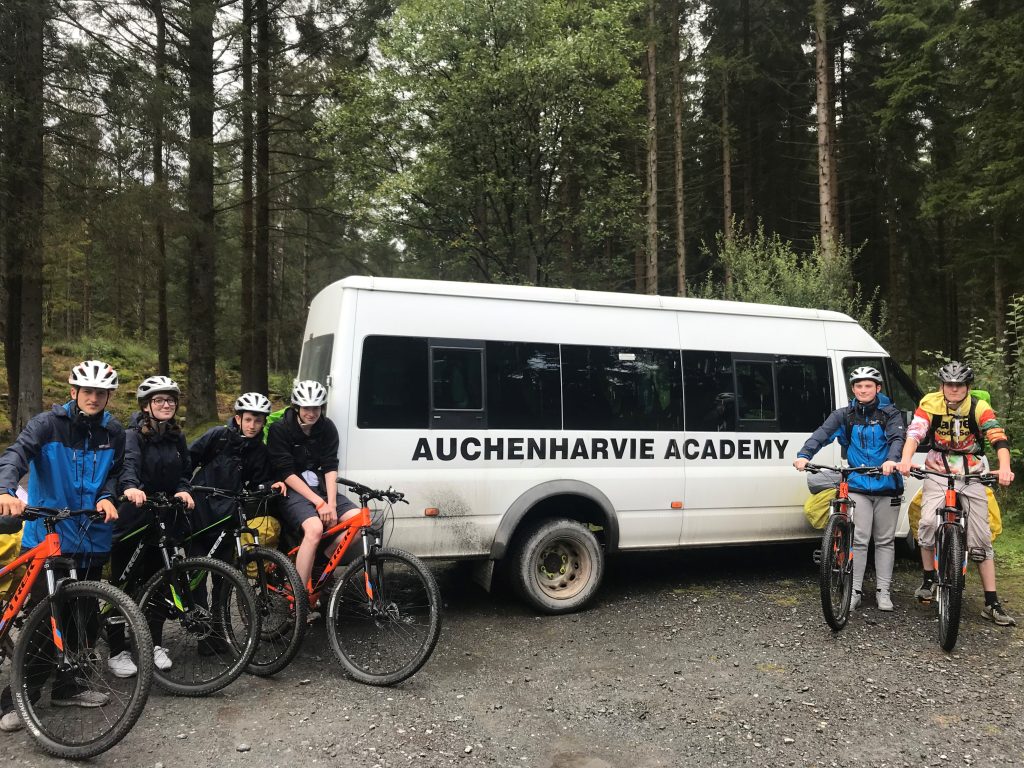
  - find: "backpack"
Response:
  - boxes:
[262,407,289,444]
[924,395,985,454]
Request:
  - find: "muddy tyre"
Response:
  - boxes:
[513,518,603,614]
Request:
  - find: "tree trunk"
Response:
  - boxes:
[721,78,733,292]
[240,0,256,389]
[644,0,658,295]
[3,0,45,432]
[252,0,270,393]
[152,0,170,374]
[185,0,218,424]
[814,0,837,260]
[672,0,686,297]
[740,0,754,236]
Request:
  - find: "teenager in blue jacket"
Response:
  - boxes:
[793,366,906,612]
[0,360,124,732]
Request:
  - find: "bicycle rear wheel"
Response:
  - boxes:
[238,545,308,676]
[937,525,965,652]
[12,580,154,759]
[819,514,854,631]
[136,556,259,696]
[326,546,441,686]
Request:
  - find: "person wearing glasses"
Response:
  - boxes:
[107,376,195,678]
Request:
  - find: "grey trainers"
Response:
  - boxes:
[981,602,1017,627]
[876,589,894,612]
[0,710,22,732]
[914,580,936,602]
[52,690,110,708]
[850,590,862,611]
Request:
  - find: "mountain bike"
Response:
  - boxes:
[109,493,260,696]
[189,484,308,676]
[909,467,998,652]
[806,464,882,631]
[0,507,152,758]
[286,478,442,685]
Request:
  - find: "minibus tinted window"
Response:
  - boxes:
[735,360,777,422]
[776,356,833,432]
[562,346,683,431]
[357,336,429,428]
[432,348,484,411]
[298,334,334,386]
[682,351,735,431]
[486,341,561,429]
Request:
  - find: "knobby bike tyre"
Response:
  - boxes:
[937,525,966,652]
[136,556,260,696]
[238,545,308,677]
[326,546,442,686]
[12,580,154,759]
[819,514,854,631]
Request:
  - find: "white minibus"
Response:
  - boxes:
[297,276,923,613]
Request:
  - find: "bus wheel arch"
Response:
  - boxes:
[493,482,618,614]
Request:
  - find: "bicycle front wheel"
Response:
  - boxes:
[819,514,854,631]
[12,580,154,759]
[136,556,259,696]
[326,547,441,686]
[937,525,965,652]
[238,545,308,676]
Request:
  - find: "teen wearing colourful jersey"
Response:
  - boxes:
[0,360,124,732]
[794,366,905,612]
[266,380,357,591]
[896,361,1015,626]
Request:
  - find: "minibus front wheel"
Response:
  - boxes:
[513,518,603,614]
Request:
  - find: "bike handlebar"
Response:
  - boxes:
[336,477,407,505]
[191,484,282,500]
[908,467,998,487]
[20,506,105,522]
[803,463,883,478]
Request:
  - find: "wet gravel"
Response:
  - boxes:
[2,543,1022,767]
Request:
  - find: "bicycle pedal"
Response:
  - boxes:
[812,548,822,565]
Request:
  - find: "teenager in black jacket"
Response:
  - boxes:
[266,380,356,591]
[109,375,194,678]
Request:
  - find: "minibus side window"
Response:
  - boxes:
[298,334,334,386]
[776,356,833,432]
[562,345,683,431]
[681,351,735,431]
[486,341,561,430]
[430,341,486,428]
[735,360,778,430]
[357,335,429,428]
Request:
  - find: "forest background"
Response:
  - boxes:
[1,0,1022,458]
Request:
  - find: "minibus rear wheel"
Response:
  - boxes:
[513,518,603,614]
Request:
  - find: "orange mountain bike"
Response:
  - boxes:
[0,507,153,759]
[288,478,441,686]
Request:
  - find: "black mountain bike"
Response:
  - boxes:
[807,464,882,631]
[109,493,260,696]
[189,484,308,676]
[909,467,997,652]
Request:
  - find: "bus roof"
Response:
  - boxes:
[320,276,858,324]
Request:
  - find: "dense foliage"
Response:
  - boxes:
[1,0,1022,433]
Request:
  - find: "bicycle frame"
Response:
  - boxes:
[288,505,374,604]
[0,512,89,661]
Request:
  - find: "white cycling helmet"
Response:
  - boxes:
[848,366,883,384]
[136,375,180,401]
[69,360,119,390]
[235,392,272,414]
[291,380,328,407]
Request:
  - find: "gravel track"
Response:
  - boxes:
[2,543,1022,767]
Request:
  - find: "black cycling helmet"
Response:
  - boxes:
[938,361,974,385]
[848,366,883,384]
